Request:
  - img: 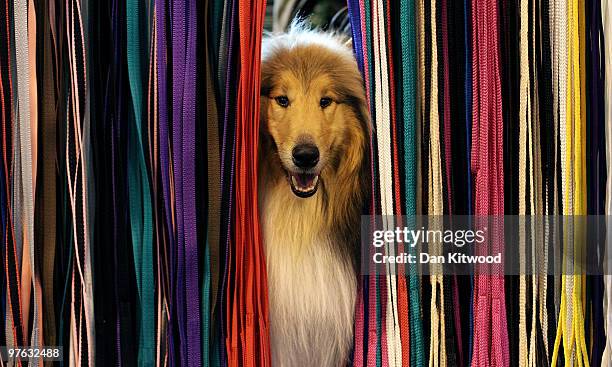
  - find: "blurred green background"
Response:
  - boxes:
[265,0,350,33]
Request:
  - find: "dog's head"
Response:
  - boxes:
[260,25,370,199]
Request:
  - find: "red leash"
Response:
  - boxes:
[471,0,509,365]
[227,0,270,365]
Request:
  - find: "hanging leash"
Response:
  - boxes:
[153,0,180,363]
[40,0,58,351]
[14,0,43,360]
[586,0,606,363]
[146,8,167,367]
[518,0,532,363]
[64,0,95,364]
[439,2,462,364]
[398,0,424,363]
[371,0,401,364]
[383,3,411,365]
[170,0,202,365]
[427,0,446,364]
[347,2,367,365]
[1,0,24,356]
[126,0,155,364]
[226,1,270,365]
[603,0,612,365]
[218,1,238,367]
[0,0,11,350]
[471,0,510,365]
[203,1,220,365]
[536,0,555,360]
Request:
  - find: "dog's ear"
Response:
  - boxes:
[345,89,372,140]
[335,65,372,138]
[355,95,372,138]
[259,94,271,136]
[259,63,274,132]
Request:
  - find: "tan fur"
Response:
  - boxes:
[259,24,370,367]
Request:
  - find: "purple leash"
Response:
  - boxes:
[171,0,201,365]
[182,0,201,365]
[172,0,188,364]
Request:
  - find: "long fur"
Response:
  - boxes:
[259,24,370,367]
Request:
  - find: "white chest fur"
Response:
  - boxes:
[260,184,357,367]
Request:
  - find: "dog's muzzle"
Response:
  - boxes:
[284,143,321,198]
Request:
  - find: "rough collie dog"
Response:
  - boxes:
[259,25,370,366]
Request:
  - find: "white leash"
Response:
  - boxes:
[13,1,41,363]
[372,0,402,364]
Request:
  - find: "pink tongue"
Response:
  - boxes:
[295,174,315,187]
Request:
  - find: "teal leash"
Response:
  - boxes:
[399,0,424,366]
[202,241,211,366]
[126,0,155,364]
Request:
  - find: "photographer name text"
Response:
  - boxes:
[372,252,503,264]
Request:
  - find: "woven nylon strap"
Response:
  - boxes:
[381,2,411,366]
[108,0,130,362]
[218,0,237,365]
[397,0,425,365]
[201,1,218,365]
[371,0,401,365]
[0,0,9,350]
[551,0,589,364]
[39,0,58,350]
[146,7,164,366]
[126,0,155,364]
[14,0,43,361]
[518,0,533,364]
[352,1,386,365]
[0,10,9,348]
[426,0,447,364]
[153,0,180,363]
[584,0,606,364]
[537,0,555,360]
[471,0,510,365]
[347,2,367,365]
[463,0,473,359]
[65,0,95,364]
[226,0,270,365]
[1,0,24,353]
[170,0,201,364]
[146,9,166,365]
[604,0,612,365]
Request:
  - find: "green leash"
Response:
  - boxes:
[202,242,211,366]
[126,0,155,365]
[399,0,424,365]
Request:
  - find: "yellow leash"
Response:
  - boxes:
[551,0,589,365]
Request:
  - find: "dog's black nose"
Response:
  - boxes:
[292,144,319,169]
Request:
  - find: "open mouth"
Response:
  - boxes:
[286,171,320,198]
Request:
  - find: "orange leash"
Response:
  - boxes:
[227,0,270,366]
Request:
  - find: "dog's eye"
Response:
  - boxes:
[320,97,333,108]
[275,96,290,108]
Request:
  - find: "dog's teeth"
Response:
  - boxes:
[290,174,319,193]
